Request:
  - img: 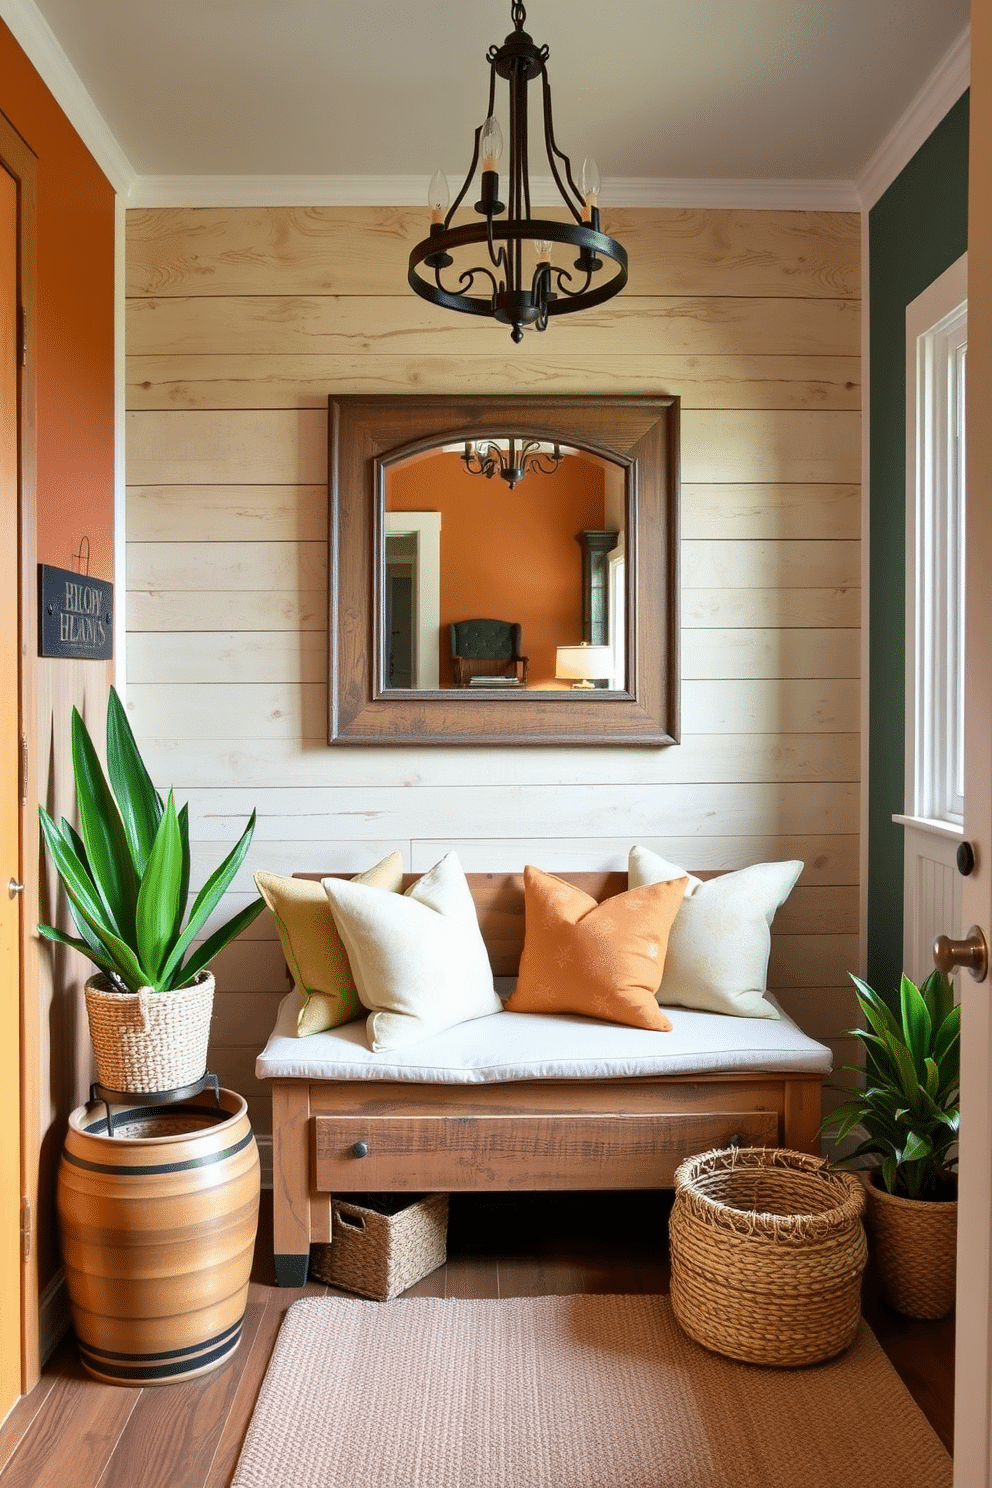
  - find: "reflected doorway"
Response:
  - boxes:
[383,511,441,689]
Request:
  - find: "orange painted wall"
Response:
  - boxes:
[0,21,116,581]
[389,449,607,685]
[1,23,116,1308]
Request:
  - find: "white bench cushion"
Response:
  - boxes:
[256,989,831,1085]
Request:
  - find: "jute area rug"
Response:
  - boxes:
[232,1294,951,1488]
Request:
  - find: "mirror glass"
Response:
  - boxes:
[383,441,626,691]
[328,393,679,747]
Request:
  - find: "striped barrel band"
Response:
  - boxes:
[63,1125,254,1176]
[78,1318,245,1381]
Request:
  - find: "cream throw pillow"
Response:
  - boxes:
[254,852,404,1035]
[627,846,803,1019]
[322,852,501,1052]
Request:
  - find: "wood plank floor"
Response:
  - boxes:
[0,1190,954,1486]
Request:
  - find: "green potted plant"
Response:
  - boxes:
[38,687,263,1095]
[820,968,960,1319]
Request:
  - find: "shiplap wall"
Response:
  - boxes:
[124,205,861,1152]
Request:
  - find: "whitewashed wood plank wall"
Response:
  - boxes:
[124,205,862,1156]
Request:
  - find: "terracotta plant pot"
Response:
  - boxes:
[864,1173,958,1319]
[84,970,215,1095]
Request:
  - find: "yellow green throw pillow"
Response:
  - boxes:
[254,852,404,1035]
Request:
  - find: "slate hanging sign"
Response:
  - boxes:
[39,564,113,660]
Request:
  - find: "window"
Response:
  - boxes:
[897,255,967,982]
[906,260,967,827]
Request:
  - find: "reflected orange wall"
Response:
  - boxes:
[389,449,606,685]
[0,21,116,581]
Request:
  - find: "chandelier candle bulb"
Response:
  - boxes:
[428,169,449,223]
[480,115,504,171]
[581,156,601,221]
[424,169,455,269]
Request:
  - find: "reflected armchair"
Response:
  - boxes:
[449,619,529,687]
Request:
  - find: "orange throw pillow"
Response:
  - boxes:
[504,867,688,1031]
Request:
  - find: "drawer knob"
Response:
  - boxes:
[350,1140,369,1158]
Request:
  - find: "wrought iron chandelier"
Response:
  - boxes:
[460,436,564,489]
[408,1,628,344]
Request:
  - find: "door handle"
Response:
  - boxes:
[933,925,989,982]
[7,879,24,898]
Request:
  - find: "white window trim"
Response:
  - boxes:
[901,253,967,833]
[607,537,626,691]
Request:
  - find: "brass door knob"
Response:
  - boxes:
[933,925,989,982]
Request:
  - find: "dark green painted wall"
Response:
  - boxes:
[867,92,969,1002]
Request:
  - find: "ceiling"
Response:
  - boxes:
[19,0,972,191]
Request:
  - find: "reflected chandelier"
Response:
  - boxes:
[408,1,628,344]
[460,436,564,489]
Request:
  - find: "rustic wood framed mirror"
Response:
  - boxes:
[328,393,679,746]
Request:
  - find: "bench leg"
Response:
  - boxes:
[271,1082,313,1287]
[784,1075,824,1154]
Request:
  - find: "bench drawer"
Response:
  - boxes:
[311,1110,780,1191]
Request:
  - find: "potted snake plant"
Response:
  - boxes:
[38,687,263,1095]
[820,968,960,1318]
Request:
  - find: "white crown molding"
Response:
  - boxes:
[130,174,432,210]
[129,171,860,212]
[0,0,136,194]
[0,0,966,215]
[604,177,860,211]
[857,25,970,210]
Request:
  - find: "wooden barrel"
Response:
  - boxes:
[57,1088,260,1385]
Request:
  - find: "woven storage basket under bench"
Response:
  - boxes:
[669,1146,868,1367]
[310,1193,449,1300]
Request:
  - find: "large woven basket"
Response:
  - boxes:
[670,1146,867,1367]
[84,971,215,1094]
[864,1176,958,1319]
[311,1193,448,1300]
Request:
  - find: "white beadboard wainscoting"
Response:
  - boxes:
[897,817,964,988]
[125,205,862,1164]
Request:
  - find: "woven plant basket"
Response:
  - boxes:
[84,970,215,1094]
[311,1193,448,1300]
[864,1175,958,1319]
[670,1146,868,1367]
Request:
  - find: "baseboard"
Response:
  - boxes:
[39,1268,71,1365]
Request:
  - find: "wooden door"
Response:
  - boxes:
[0,157,22,1421]
[0,105,39,1415]
[951,9,992,1481]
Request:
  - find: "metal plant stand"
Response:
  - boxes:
[89,1071,221,1137]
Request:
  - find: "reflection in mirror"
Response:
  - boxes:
[384,511,441,688]
[384,444,625,690]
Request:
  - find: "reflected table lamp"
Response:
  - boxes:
[555,643,613,689]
